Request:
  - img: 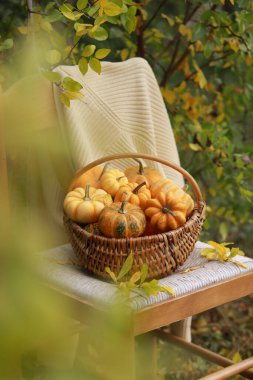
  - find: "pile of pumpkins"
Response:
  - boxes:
[63,159,194,238]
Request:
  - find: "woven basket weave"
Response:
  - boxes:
[63,153,206,280]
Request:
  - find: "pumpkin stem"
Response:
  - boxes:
[84,184,91,200]
[119,194,130,214]
[162,206,176,217]
[116,176,125,181]
[133,158,144,175]
[133,181,146,194]
[98,163,110,180]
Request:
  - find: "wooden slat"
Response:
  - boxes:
[155,331,253,380]
[133,271,253,335]
[199,357,253,380]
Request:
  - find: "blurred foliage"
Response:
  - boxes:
[1,0,253,254]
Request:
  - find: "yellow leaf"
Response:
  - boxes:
[246,54,253,65]
[223,61,234,68]
[161,14,175,26]
[121,48,129,61]
[194,70,207,89]
[179,24,192,41]
[105,267,117,283]
[232,352,241,363]
[228,38,239,52]
[161,88,176,105]
[129,271,141,286]
[18,26,28,35]
[189,143,202,151]
[195,40,203,52]
[229,0,235,4]
[230,260,247,269]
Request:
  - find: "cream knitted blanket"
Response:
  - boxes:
[50,57,184,228]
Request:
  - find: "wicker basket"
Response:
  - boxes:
[63,153,206,280]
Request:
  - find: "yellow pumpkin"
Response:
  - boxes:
[64,185,112,223]
[124,159,163,188]
[114,181,151,210]
[98,200,146,238]
[150,178,194,216]
[100,168,128,197]
[68,164,108,191]
[145,191,189,232]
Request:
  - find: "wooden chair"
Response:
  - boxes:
[2,81,253,380]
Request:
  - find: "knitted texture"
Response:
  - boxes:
[54,58,184,184]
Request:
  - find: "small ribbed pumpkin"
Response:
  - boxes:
[124,159,163,188]
[68,164,108,191]
[114,181,151,210]
[145,191,189,232]
[98,199,146,238]
[150,178,179,197]
[64,185,112,224]
[150,178,194,216]
[100,168,128,197]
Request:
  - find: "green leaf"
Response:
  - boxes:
[121,6,137,33]
[117,253,133,280]
[87,4,100,17]
[105,267,118,283]
[3,38,13,50]
[45,49,61,65]
[77,0,88,10]
[63,77,83,92]
[95,48,111,59]
[45,2,55,12]
[89,26,108,41]
[82,44,96,57]
[60,93,70,107]
[65,91,83,100]
[78,57,88,75]
[42,71,61,82]
[89,58,101,74]
[140,263,148,284]
[46,9,63,23]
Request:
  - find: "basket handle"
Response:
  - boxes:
[73,153,204,203]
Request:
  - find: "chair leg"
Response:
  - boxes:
[136,333,157,380]
[170,317,192,342]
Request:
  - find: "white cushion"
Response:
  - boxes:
[38,242,253,310]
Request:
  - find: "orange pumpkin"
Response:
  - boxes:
[64,185,112,224]
[98,199,146,238]
[124,159,163,188]
[68,164,108,191]
[84,223,103,236]
[145,191,189,232]
[100,168,128,197]
[150,178,194,216]
[114,181,151,210]
[150,178,179,197]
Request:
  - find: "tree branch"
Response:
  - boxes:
[136,5,145,58]
[143,0,167,31]
[158,2,202,86]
